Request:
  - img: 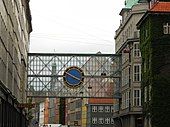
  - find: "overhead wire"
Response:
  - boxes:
[31,11,115,45]
[31,33,114,45]
[31,35,114,47]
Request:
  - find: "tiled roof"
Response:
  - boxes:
[150,2,170,12]
[88,98,115,104]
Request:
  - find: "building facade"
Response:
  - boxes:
[114,1,148,127]
[67,98,82,127]
[86,98,115,127]
[66,98,115,127]
[137,0,170,127]
[0,0,32,126]
[41,98,66,126]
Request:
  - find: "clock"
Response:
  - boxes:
[63,66,84,88]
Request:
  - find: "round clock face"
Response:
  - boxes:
[63,66,84,88]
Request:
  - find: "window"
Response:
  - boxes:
[70,102,76,111]
[122,48,129,64]
[122,91,129,109]
[149,85,152,101]
[114,103,119,112]
[134,30,139,38]
[144,87,147,102]
[111,106,114,112]
[122,67,129,86]
[98,117,104,124]
[133,64,141,82]
[70,113,75,121]
[98,106,104,112]
[163,23,170,34]
[133,89,141,106]
[133,42,141,57]
[145,29,148,38]
[111,118,115,124]
[92,117,97,124]
[144,61,147,73]
[76,100,82,108]
[122,93,126,109]
[105,106,110,112]
[76,112,81,120]
[105,118,110,124]
[125,91,129,108]
[92,106,97,112]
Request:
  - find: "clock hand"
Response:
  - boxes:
[65,72,81,81]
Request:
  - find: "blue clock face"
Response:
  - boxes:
[63,66,84,88]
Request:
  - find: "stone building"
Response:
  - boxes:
[137,0,170,127]
[86,98,115,127]
[0,0,32,126]
[113,1,148,127]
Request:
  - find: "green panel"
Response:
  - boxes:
[125,0,139,8]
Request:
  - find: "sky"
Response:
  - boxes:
[29,0,125,54]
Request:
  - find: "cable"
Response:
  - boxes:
[31,12,115,44]
[31,33,114,45]
[31,35,114,47]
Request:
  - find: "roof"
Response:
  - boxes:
[88,98,115,104]
[119,8,131,16]
[137,2,170,28]
[150,2,170,12]
[125,0,139,8]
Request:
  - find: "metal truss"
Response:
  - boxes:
[27,53,121,98]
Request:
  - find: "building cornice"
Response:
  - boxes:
[137,11,170,29]
[115,9,148,39]
[116,38,140,54]
[112,110,143,118]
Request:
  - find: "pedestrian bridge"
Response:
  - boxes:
[27,53,121,98]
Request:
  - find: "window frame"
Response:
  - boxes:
[111,118,115,124]
[92,117,97,124]
[98,117,104,124]
[125,91,129,108]
[98,106,104,112]
[163,23,170,34]
[133,64,141,82]
[122,66,129,86]
[92,106,97,112]
[133,42,141,57]
[144,86,147,102]
[105,106,110,112]
[111,106,114,113]
[121,92,126,109]
[105,118,110,124]
[149,85,152,101]
[133,89,141,106]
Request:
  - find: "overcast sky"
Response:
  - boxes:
[29,0,124,54]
